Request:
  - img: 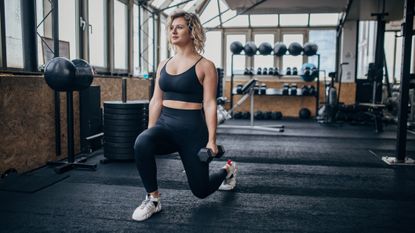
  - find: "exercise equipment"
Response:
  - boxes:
[288,42,303,56]
[257,67,262,75]
[292,67,298,75]
[274,42,287,56]
[301,85,309,96]
[268,67,274,75]
[262,67,268,75]
[44,57,97,174]
[289,83,297,96]
[230,41,244,54]
[303,42,318,56]
[198,145,225,163]
[282,83,289,95]
[103,100,149,160]
[217,78,284,132]
[258,42,273,55]
[271,111,283,120]
[299,108,311,119]
[286,67,291,75]
[44,58,93,92]
[300,63,318,82]
[244,42,257,56]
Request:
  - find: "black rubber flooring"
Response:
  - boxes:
[1,119,415,233]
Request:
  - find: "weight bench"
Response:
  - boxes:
[358,102,385,133]
[218,79,284,133]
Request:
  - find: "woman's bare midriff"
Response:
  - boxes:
[163,100,202,110]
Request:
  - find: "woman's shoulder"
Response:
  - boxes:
[198,56,216,70]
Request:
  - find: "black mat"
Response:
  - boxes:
[0,174,69,193]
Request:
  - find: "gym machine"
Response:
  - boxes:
[217,78,284,132]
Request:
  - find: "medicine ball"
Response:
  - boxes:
[288,42,303,56]
[273,42,287,56]
[230,41,244,54]
[72,59,94,91]
[303,42,318,56]
[44,57,76,91]
[299,108,311,119]
[258,42,273,55]
[244,42,257,56]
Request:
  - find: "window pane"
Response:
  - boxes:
[223,15,249,27]
[148,16,155,72]
[160,22,168,62]
[254,34,274,70]
[282,34,303,73]
[226,34,246,76]
[89,0,106,67]
[114,0,127,70]
[200,0,220,28]
[250,14,278,27]
[5,0,23,68]
[59,0,76,59]
[280,14,308,26]
[308,30,336,73]
[36,0,44,66]
[133,4,139,75]
[205,31,222,68]
[309,13,339,26]
[357,21,377,79]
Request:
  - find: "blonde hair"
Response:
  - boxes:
[166,10,205,54]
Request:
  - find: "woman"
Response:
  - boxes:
[132,10,237,221]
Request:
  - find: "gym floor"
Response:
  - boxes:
[1,119,415,233]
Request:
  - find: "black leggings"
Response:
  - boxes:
[134,106,227,199]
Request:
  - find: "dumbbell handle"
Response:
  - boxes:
[209,145,224,158]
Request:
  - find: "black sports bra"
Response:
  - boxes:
[158,57,204,104]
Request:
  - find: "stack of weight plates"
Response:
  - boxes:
[103,100,149,160]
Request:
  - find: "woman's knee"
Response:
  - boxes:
[189,184,210,199]
[133,133,153,160]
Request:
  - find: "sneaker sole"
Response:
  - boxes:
[132,205,162,221]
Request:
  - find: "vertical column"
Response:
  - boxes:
[395,0,414,162]
[0,0,7,68]
[20,0,38,71]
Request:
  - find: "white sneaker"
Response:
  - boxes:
[132,194,162,221]
[219,160,237,191]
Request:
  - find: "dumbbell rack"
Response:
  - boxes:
[229,53,320,118]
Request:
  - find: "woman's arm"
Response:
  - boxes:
[148,60,167,128]
[202,60,219,154]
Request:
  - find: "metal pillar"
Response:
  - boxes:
[20,0,38,71]
[382,0,415,166]
[52,0,61,156]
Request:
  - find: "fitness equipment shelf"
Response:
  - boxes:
[229,53,321,117]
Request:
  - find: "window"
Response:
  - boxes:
[308,30,336,73]
[205,31,222,68]
[280,14,308,27]
[5,0,23,68]
[226,34,246,76]
[133,4,139,75]
[282,34,304,72]
[114,0,127,70]
[160,22,168,62]
[250,14,278,27]
[89,0,106,68]
[147,15,155,72]
[36,0,44,66]
[357,21,377,79]
[254,34,274,70]
[200,0,220,28]
[309,13,340,26]
[222,14,249,28]
[59,0,76,59]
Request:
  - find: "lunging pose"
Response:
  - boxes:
[132,10,237,221]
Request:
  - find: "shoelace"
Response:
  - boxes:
[139,199,153,211]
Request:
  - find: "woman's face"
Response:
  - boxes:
[170,16,192,46]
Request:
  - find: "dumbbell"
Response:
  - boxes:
[198,145,225,163]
